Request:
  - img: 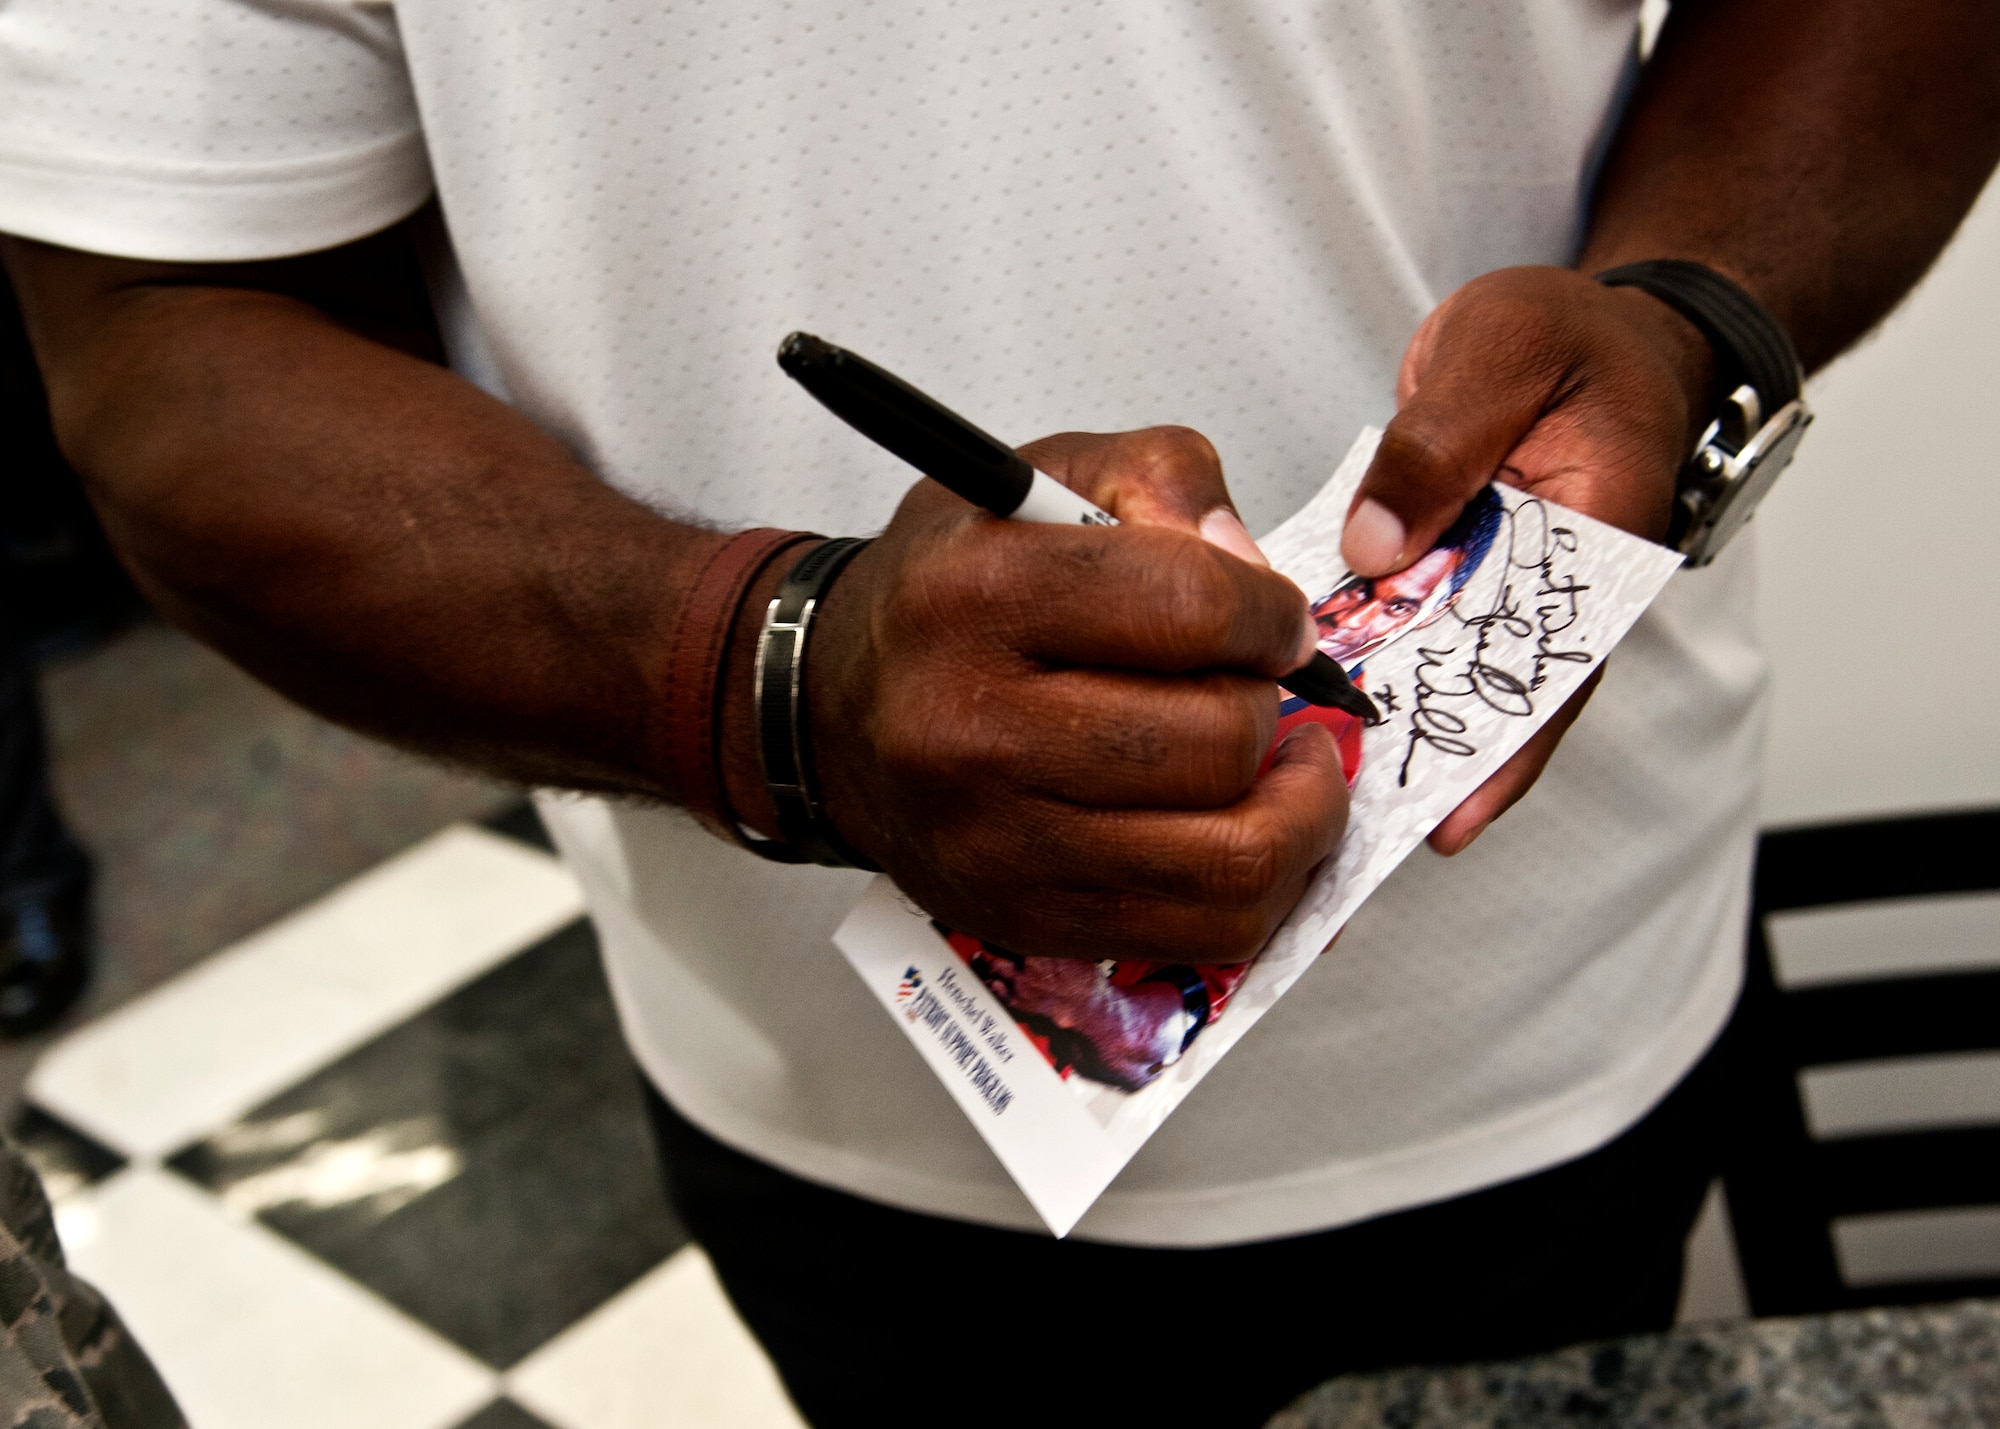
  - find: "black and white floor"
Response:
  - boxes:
[10,791,1841,1428]
[13,805,804,1429]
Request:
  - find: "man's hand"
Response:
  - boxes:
[770,429,1350,964]
[1341,268,1712,856]
[1345,0,2000,857]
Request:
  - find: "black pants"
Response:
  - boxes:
[644,1009,1733,1429]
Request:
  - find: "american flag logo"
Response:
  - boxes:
[895,967,922,1004]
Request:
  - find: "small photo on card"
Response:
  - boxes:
[937,925,1255,1095]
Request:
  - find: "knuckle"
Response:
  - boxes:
[1126,424,1220,480]
[1152,424,1222,473]
[1201,819,1284,909]
[1150,546,1240,660]
[1185,906,1272,965]
[1182,686,1267,793]
[1378,419,1472,498]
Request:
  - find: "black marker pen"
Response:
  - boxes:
[777,332,1381,723]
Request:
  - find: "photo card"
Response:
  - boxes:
[834,427,1687,1235]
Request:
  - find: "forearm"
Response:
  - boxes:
[5,239,725,800]
[1583,0,2000,371]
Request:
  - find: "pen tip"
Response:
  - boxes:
[1333,683,1386,727]
[1285,652,1383,725]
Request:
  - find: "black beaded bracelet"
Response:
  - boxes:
[749,537,880,870]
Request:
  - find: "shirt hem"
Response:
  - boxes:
[1078,930,1745,1245]
[630,1049,1054,1235]
[632,925,1746,1248]
[0,129,434,261]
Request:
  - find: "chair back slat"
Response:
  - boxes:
[1778,971,2000,1065]
[1813,1129,2000,1216]
[1723,808,2000,1316]
[1755,809,2000,912]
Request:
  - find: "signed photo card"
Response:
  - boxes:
[835,428,1687,1235]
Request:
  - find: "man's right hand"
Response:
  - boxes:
[766,428,1350,965]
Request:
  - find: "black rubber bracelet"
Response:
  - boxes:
[750,537,880,871]
[1594,260,1802,415]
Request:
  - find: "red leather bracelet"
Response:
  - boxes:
[658,527,819,848]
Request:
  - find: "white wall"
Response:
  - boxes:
[1754,175,2000,827]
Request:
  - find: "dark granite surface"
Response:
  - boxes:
[1271,1299,2000,1428]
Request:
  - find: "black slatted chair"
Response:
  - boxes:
[1722,808,2000,1315]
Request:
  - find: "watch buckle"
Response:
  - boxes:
[1672,386,1812,567]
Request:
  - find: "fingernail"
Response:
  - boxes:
[1342,498,1406,576]
[1198,507,1270,567]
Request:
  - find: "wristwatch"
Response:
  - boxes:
[1596,260,1813,567]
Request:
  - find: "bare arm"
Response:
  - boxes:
[3,223,1344,963]
[6,225,712,798]
[1585,0,2000,369]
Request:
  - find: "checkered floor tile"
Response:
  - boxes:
[12,807,805,1429]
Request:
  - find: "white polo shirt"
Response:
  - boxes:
[0,0,1761,1245]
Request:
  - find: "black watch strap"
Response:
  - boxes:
[1595,259,1813,566]
[1595,259,1802,414]
[751,536,880,871]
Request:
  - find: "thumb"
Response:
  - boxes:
[1344,284,1570,577]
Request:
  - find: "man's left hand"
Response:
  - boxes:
[1340,264,1715,855]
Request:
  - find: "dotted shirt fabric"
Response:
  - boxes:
[0,0,1766,1246]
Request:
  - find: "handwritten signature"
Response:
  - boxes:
[1396,498,1596,788]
